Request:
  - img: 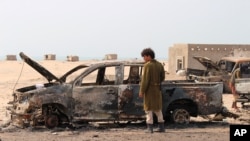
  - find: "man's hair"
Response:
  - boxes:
[141,48,155,59]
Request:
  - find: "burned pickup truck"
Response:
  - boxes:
[233,63,250,107]
[235,78,250,107]
[7,52,232,129]
[186,56,250,93]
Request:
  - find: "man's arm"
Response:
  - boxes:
[161,63,165,81]
[139,64,150,98]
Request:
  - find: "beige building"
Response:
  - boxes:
[104,54,117,60]
[168,44,250,74]
[6,55,17,61]
[44,54,56,60]
[67,55,79,62]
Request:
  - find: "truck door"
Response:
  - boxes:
[72,66,119,121]
[118,84,144,119]
[118,65,145,119]
[72,85,118,121]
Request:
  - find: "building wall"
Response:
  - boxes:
[168,44,250,74]
[44,54,56,60]
[104,54,117,60]
[168,44,188,73]
[6,55,17,61]
[233,48,250,57]
[67,56,79,62]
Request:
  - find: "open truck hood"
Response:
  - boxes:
[193,56,221,71]
[19,52,62,83]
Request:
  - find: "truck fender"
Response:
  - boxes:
[30,94,71,118]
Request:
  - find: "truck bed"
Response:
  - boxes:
[161,80,224,116]
[163,80,223,87]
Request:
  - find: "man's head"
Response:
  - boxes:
[141,48,155,62]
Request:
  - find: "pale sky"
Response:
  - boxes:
[1,0,250,60]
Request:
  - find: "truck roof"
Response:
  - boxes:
[19,52,145,83]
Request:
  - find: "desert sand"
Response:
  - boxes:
[0,59,249,141]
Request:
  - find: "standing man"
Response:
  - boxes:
[228,63,250,111]
[229,67,241,111]
[139,48,165,133]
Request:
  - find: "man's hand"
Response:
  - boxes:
[139,93,144,98]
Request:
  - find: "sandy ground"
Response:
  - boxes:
[0,60,249,141]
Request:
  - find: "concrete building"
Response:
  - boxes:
[67,55,79,62]
[168,44,250,74]
[6,55,17,61]
[104,54,117,60]
[44,54,56,60]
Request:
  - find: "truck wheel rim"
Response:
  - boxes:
[173,109,190,124]
[45,114,59,129]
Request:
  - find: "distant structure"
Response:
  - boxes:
[6,55,17,61]
[104,54,117,60]
[44,54,56,60]
[168,44,250,74]
[67,55,79,62]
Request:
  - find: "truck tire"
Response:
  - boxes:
[172,108,190,124]
[45,114,59,129]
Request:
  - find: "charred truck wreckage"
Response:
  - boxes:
[7,52,238,129]
[186,56,250,93]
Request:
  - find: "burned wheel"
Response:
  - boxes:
[172,108,190,124]
[45,114,59,129]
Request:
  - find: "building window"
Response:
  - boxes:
[177,59,183,70]
[176,56,184,71]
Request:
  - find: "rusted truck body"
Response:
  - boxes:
[7,52,226,129]
[187,56,250,93]
[235,78,250,104]
[235,63,250,107]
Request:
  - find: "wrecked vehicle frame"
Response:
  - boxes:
[186,56,250,93]
[7,52,234,129]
